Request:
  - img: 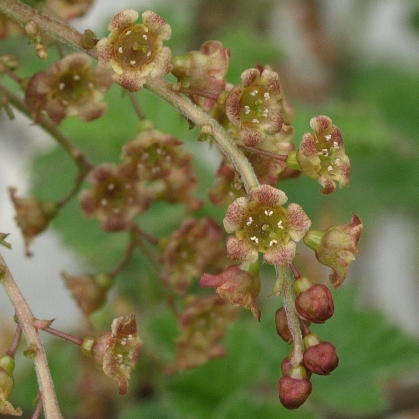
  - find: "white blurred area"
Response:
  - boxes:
[1,0,419,334]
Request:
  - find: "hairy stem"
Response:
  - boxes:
[0,254,64,419]
[281,265,304,366]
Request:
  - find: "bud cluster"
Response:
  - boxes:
[275,275,339,409]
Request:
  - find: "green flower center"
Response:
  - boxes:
[97,176,135,210]
[315,134,341,175]
[240,86,271,125]
[114,25,155,68]
[241,204,288,252]
[55,70,94,104]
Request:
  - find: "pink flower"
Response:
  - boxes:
[79,163,154,232]
[200,264,261,320]
[223,185,311,266]
[295,116,350,194]
[304,214,363,288]
[25,53,112,124]
[225,68,283,146]
[96,9,172,91]
[82,314,142,395]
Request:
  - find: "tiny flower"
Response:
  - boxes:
[166,295,237,373]
[96,9,172,91]
[161,218,227,295]
[62,271,113,316]
[278,364,312,410]
[172,40,230,110]
[25,53,112,124]
[290,115,350,194]
[304,214,363,288]
[294,276,334,324]
[303,333,339,375]
[200,263,261,321]
[275,307,292,343]
[0,354,22,416]
[80,163,154,232]
[224,185,311,266]
[81,314,142,395]
[9,187,58,256]
[121,122,192,181]
[225,68,283,146]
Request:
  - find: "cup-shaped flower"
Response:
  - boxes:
[81,314,142,395]
[172,40,230,110]
[62,271,112,316]
[121,122,192,181]
[79,163,154,232]
[165,295,236,373]
[0,355,21,416]
[304,214,363,288]
[225,68,283,146]
[161,218,227,295]
[200,263,261,321]
[96,9,172,91]
[224,185,311,266]
[25,52,112,124]
[9,187,58,256]
[291,115,350,194]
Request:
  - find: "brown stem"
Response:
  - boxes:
[0,0,97,59]
[239,144,288,162]
[6,322,22,358]
[128,92,147,120]
[0,253,64,419]
[43,326,83,346]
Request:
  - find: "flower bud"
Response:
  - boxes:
[294,277,334,324]
[275,307,291,343]
[303,333,339,375]
[278,365,312,410]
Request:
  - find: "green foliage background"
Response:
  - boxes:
[2,0,419,418]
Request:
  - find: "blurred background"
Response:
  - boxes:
[1,0,419,418]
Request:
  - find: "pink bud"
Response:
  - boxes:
[275,308,291,343]
[295,280,334,324]
[278,365,312,410]
[303,336,339,375]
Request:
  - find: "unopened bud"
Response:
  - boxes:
[275,307,291,343]
[295,277,334,323]
[303,333,339,375]
[278,365,312,410]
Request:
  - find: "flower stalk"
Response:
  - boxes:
[0,254,64,419]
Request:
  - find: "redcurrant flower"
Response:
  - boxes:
[121,122,192,181]
[304,214,363,288]
[225,68,283,146]
[0,355,21,416]
[62,271,112,316]
[200,263,261,321]
[161,218,227,295]
[224,185,311,266]
[25,53,112,124]
[81,314,142,395]
[9,187,58,256]
[303,333,339,375]
[291,116,350,194]
[166,295,236,373]
[79,163,154,232]
[172,40,230,110]
[96,9,172,92]
[278,364,312,409]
